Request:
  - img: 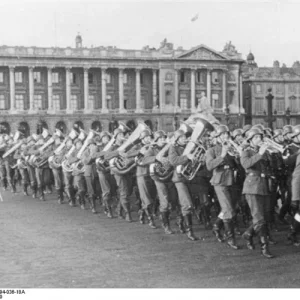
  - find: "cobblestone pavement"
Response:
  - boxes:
[0,188,299,288]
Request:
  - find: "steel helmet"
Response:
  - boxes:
[245,128,264,141]
[232,129,243,139]
[215,125,229,137]
[252,124,265,131]
[174,130,186,142]
[139,129,152,140]
[242,124,252,137]
[273,129,283,139]
[99,131,111,140]
[283,125,293,136]
[291,125,300,138]
[113,128,125,136]
[154,130,167,142]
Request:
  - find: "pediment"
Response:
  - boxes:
[176,44,227,60]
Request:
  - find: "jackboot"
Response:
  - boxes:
[116,202,124,219]
[259,226,275,258]
[267,223,277,245]
[38,187,45,201]
[176,214,185,233]
[161,211,174,234]
[212,218,224,243]
[106,206,113,218]
[124,204,132,222]
[66,189,76,207]
[184,214,198,241]
[242,226,255,250]
[31,185,37,199]
[57,189,64,204]
[233,215,242,236]
[89,196,97,214]
[23,184,29,196]
[224,219,239,250]
[145,207,156,229]
[202,205,212,229]
[138,209,146,224]
[287,220,300,246]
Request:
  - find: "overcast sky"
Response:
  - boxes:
[1,0,300,67]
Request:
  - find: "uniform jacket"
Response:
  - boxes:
[168,143,189,183]
[81,148,98,177]
[291,150,300,200]
[205,144,236,186]
[240,148,269,195]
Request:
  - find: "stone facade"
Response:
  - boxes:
[0,35,244,135]
[242,53,300,128]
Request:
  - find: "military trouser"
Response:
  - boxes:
[114,173,131,213]
[154,180,171,213]
[35,167,45,199]
[52,167,64,191]
[214,185,236,220]
[27,165,37,188]
[19,168,29,186]
[85,175,96,210]
[5,161,16,191]
[73,174,86,205]
[0,164,7,188]
[97,171,112,209]
[174,182,193,217]
[137,175,155,210]
[63,171,75,204]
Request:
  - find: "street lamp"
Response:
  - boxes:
[286,107,291,125]
[225,105,230,126]
[264,88,276,130]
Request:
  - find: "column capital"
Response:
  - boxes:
[47,66,55,71]
[118,68,125,73]
[9,66,15,71]
[207,68,213,73]
[65,67,71,72]
[190,67,197,71]
[83,67,90,73]
[28,66,34,71]
[135,67,142,72]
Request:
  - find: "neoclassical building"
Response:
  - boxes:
[0,35,244,135]
[242,53,300,127]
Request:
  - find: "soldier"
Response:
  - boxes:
[168,129,199,241]
[95,131,114,218]
[104,127,133,222]
[240,128,274,258]
[127,129,157,229]
[0,136,8,190]
[206,125,239,249]
[287,125,300,246]
[4,136,18,193]
[82,139,98,214]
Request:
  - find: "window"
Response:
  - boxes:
[15,72,23,83]
[212,72,219,84]
[71,73,77,84]
[196,71,204,83]
[254,99,264,114]
[140,73,144,85]
[88,73,93,84]
[33,72,41,83]
[0,72,3,83]
[106,95,112,109]
[0,95,5,109]
[180,93,188,109]
[180,71,185,83]
[123,73,128,84]
[70,95,78,110]
[33,95,42,110]
[256,84,262,93]
[290,97,298,113]
[106,73,111,84]
[15,94,24,110]
[52,72,59,83]
[52,95,60,111]
[88,95,94,110]
[276,84,284,94]
[275,99,285,113]
[212,93,221,108]
[276,119,284,129]
[289,84,297,93]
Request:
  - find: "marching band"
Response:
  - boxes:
[1,118,300,260]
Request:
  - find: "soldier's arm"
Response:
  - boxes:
[206,148,225,171]
[240,150,263,169]
[168,145,189,167]
[14,151,21,159]
[82,150,93,165]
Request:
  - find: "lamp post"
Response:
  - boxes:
[225,105,230,126]
[286,107,291,125]
[264,88,276,130]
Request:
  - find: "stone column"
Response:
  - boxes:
[28,66,34,112]
[119,68,126,113]
[47,67,53,113]
[152,69,158,108]
[207,69,212,108]
[222,70,227,111]
[239,73,243,113]
[84,67,90,113]
[65,67,71,112]
[135,68,142,113]
[174,68,180,110]
[101,68,108,113]
[9,66,15,112]
[190,68,196,112]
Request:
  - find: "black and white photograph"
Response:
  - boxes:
[0,0,300,294]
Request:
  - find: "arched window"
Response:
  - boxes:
[74,120,84,130]
[56,121,67,134]
[109,120,118,133]
[126,120,136,131]
[91,121,102,132]
[19,122,30,137]
[36,120,48,134]
[0,122,10,135]
[144,120,153,131]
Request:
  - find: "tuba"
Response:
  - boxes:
[176,118,214,181]
[2,133,24,159]
[149,122,193,182]
[72,129,99,174]
[48,128,79,169]
[109,122,150,175]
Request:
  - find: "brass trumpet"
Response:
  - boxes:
[262,137,286,154]
[222,139,242,157]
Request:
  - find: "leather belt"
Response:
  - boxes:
[248,172,266,178]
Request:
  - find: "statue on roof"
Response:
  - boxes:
[222,41,238,56]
